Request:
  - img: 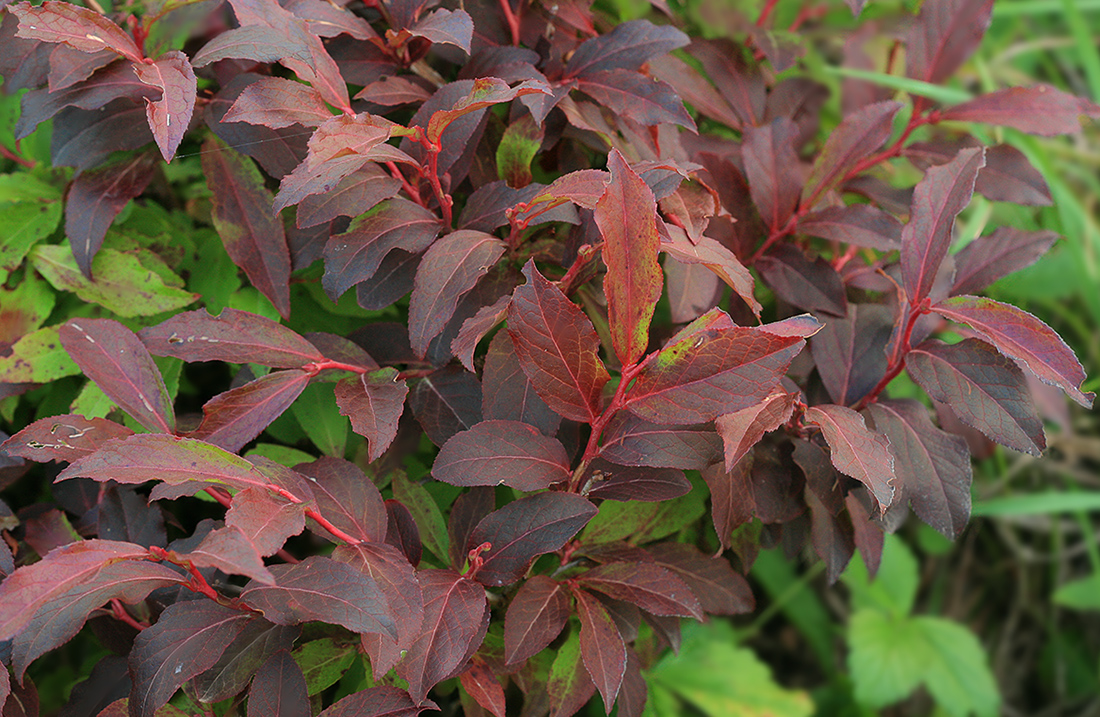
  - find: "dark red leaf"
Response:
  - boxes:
[1,415,132,463]
[224,487,305,557]
[47,44,116,90]
[354,75,433,106]
[409,8,473,52]
[204,73,309,179]
[425,78,549,144]
[190,25,298,67]
[317,686,423,717]
[10,1,142,61]
[649,53,742,129]
[804,404,896,511]
[847,493,884,578]
[433,420,570,491]
[685,39,765,127]
[595,150,663,366]
[797,204,902,250]
[742,118,802,230]
[51,98,153,170]
[132,51,196,162]
[646,543,754,615]
[191,618,299,703]
[140,309,323,367]
[189,370,310,453]
[564,19,688,78]
[756,244,847,317]
[660,231,761,317]
[286,0,376,40]
[577,562,703,620]
[932,295,1094,408]
[409,366,483,446]
[939,84,1097,136]
[951,228,1058,296]
[247,650,309,717]
[222,76,331,129]
[469,493,598,587]
[806,486,855,584]
[664,257,722,324]
[507,262,610,423]
[615,650,647,717]
[59,318,174,434]
[906,0,995,85]
[65,151,157,277]
[241,557,396,639]
[714,390,796,471]
[809,303,894,406]
[447,488,495,571]
[459,657,505,717]
[802,101,901,204]
[129,601,253,717]
[900,146,985,304]
[481,331,561,437]
[297,165,401,229]
[585,460,692,502]
[504,575,570,665]
[356,251,420,311]
[323,198,441,300]
[296,457,387,544]
[576,71,694,129]
[866,399,971,539]
[397,569,489,704]
[96,484,165,548]
[177,525,275,583]
[201,137,292,318]
[22,508,81,557]
[906,141,1051,206]
[573,589,626,713]
[452,295,510,372]
[1,674,37,717]
[334,369,409,462]
[599,412,721,470]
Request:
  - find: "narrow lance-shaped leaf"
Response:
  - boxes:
[599,412,722,470]
[577,562,703,619]
[575,71,695,129]
[595,149,662,366]
[742,118,802,231]
[189,370,310,453]
[334,368,408,462]
[939,84,1099,137]
[140,309,324,367]
[460,656,506,717]
[906,0,994,85]
[425,78,550,144]
[433,420,571,491]
[10,1,143,61]
[247,650,310,717]
[573,588,627,713]
[315,686,421,717]
[176,526,276,584]
[222,76,332,129]
[504,575,570,665]
[802,101,901,204]
[950,228,1059,296]
[804,404,896,512]
[133,51,196,162]
[564,19,689,78]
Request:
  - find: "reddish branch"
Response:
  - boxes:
[498,0,521,46]
[0,144,34,169]
[110,599,149,631]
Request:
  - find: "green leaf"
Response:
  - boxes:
[842,534,918,617]
[187,228,241,314]
[70,381,115,420]
[0,271,56,340]
[245,443,317,468]
[0,200,62,281]
[0,174,62,203]
[291,382,349,457]
[847,610,929,708]
[915,617,1000,717]
[31,245,198,317]
[292,638,358,696]
[0,325,80,382]
[496,114,543,189]
[973,491,1100,517]
[1053,573,1100,611]
[581,478,706,545]
[391,471,450,564]
[229,287,280,323]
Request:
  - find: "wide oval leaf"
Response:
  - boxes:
[432,420,570,491]
[504,575,570,665]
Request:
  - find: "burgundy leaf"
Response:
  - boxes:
[132,51,196,162]
[564,19,688,78]
[189,370,310,453]
[177,525,275,583]
[452,295,510,372]
[140,309,323,367]
[664,257,722,324]
[804,404,896,511]
[65,151,157,277]
[900,147,985,304]
[10,1,142,61]
[323,198,441,300]
[297,165,401,229]
[756,244,847,317]
[507,261,610,423]
[660,231,761,316]
[866,399,971,539]
[1,415,132,463]
[649,53,742,129]
[225,487,305,557]
[202,137,292,318]
[191,618,299,703]
[806,486,855,584]
[190,25,301,67]
[409,8,473,52]
[469,493,598,587]
[397,569,489,703]
[951,228,1058,296]
[334,369,408,462]
[285,0,376,40]
[459,657,505,717]
[939,84,1097,136]
[316,686,422,717]
[742,118,802,230]
[576,71,694,129]
[425,78,549,144]
[47,44,117,90]
[931,295,1094,408]
[222,76,331,129]
[51,98,153,170]
[574,589,626,712]
[241,556,396,638]
[595,149,663,366]
[685,39,765,127]
[356,251,420,311]
[585,460,692,502]
[433,420,570,491]
[296,457,387,544]
[906,0,994,85]
[247,650,309,717]
[59,318,174,434]
[577,562,703,620]
[409,366,483,447]
[204,73,309,179]
[809,303,893,406]
[797,204,902,250]
[906,141,1051,206]
[504,575,570,665]
[354,75,433,106]
[447,488,495,571]
[129,601,253,717]
[599,412,721,470]
[802,101,901,204]
[409,231,506,357]
[645,543,754,615]
[715,391,797,470]
[1,673,38,717]
[518,170,609,214]
[481,331,561,437]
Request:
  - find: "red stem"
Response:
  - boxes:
[852,301,928,411]
[756,0,781,27]
[424,146,454,229]
[305,507,363,544]
[498,0,521,46]
[569,361,646,493]
[303,359,371,375]
[0,144,34,169]
[110,599,149,631]
[386,161,425,207]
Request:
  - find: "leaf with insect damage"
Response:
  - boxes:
[140,309,323,367]
[1,415,133,464]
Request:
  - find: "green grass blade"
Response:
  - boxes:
[819,67,974,105]
[973,492,1100,517]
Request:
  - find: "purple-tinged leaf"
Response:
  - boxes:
[202,137,291,318]
[906,141,1052,206]
[646,543,753,615]
[140,309,323,367]
[354,75,432,106]
[585,460,692,502]
[334,369,408,463]
[296,457,386,543]
[866,399,971,539]
[433,420,570,491]
[297,165,401,229]
[1,415,132,464]
[316,686,422,717]
[178,526,275,584]
[65,151,157,277]
[804,404,896,511]
[661,230,761,316]
[469,493,598,587]
[47,44,116,91]
[323,199,441,300]
[10,1,142,62]
[951,228,1058,296]
[204,73,309,179]
[757,244,847,317]
[481,330,561,436]
[574,589,626,713]
[51,98,153,170]
[191,618,299,703]
[60,318,174,434]
[686,39,765,127]
[940,84,1097,136]
[0,12,50,93]
[453,295,510,372]
[409,366,482,447]
[447,488,495,571]
[906,0,994,85]
[409,231,506,357]
[600,412,721,470]
[223,77,331,129]
[409,8,473,52]
[285,0,376,40]
[397,569,489,704]
[802,101,901,204]
[507,262,610,423]
[797,204,902,250]
[649,53,743,129]
[665,257,722,324]
[564,19,688,78]
[742,118,802,231]
[425,78,549,144]
[189,370,309,453]
[577,563,703,620]
[132,51,196,162]
[1,673,37,717]
[595,150,663,366]
[932,295,1094,408]
[518,170,610,215]
[357,251,420,311]
[714,391,796,471]
[810,303,893,406]
[225,487,305,557]
[548,630,596,717]
[241,557,396,638]
[17,61,158,139]
[248,650,309,717]
[806,485,855,584]
[504,575,570,665]
[900,147,985,304]
[459,656,506,717]
[576,71,694,129]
